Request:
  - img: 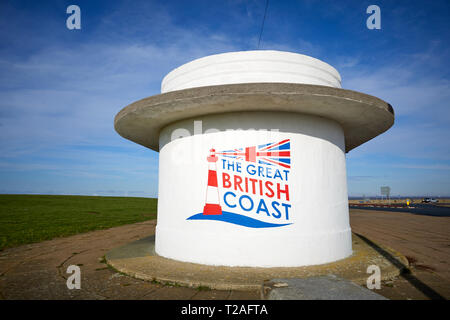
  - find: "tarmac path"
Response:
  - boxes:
[349,203,450,217]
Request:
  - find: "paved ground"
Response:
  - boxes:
[0,208,448,300]
[0,220,259,300]
[350,209,450,300]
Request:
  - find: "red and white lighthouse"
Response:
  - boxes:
[203,149,222,215]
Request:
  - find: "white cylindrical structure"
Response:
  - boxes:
[153,51,352,267]
[116,50,394,267]
[156,111,351,267]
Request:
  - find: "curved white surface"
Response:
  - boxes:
[161,50,342,93]
[155,112,352,267]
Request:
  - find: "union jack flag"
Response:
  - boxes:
[216,139,291,169]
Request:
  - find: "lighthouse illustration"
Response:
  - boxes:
[203,149,222,215]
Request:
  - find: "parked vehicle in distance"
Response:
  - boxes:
[422,198,438,203]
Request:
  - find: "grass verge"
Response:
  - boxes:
[0,194,157,250]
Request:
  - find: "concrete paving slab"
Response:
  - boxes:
[228,290,261,300]
[264,275,387,300]
[141,286,198,300]
[191,289,231,300]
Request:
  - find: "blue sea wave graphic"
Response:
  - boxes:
[187,211,292,228]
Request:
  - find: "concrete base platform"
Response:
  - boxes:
[105,233,409,291]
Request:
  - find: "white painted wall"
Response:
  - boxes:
[161,50,341,93]
[155,112,352,267]
[154,51,351,267]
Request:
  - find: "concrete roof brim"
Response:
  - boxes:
[114,83,394,153]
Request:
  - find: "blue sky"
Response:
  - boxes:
[0,0,449,197]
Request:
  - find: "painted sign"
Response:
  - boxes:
[187,139,292,228]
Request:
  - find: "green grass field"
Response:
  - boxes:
[0,194,157,250]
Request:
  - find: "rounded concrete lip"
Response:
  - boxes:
[114,82,394,153]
